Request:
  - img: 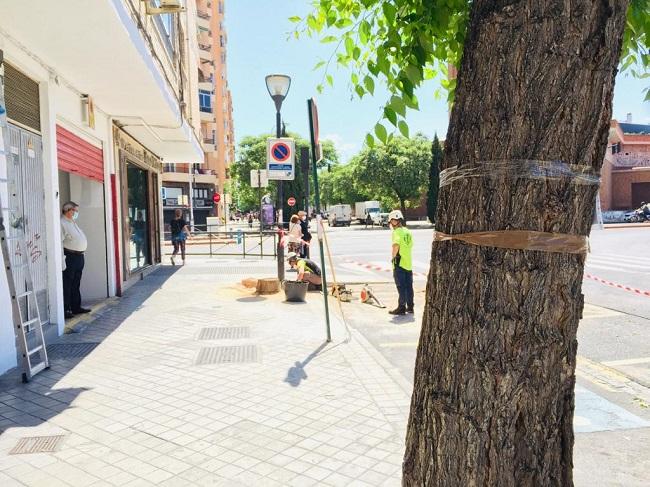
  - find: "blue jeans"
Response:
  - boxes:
[393,266,413,309]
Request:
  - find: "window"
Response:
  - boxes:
[199,90,212,113]
[152,1,175,56]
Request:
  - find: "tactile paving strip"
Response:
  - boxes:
[198,327,250,340]
[194,345,259,365]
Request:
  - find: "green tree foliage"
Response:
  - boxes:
[353,134,431,219]
[292,0,649,141]
[231,134,337,213]
[427,134,442,223]
[319,161,370,208]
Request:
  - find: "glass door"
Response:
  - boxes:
[126,162,150,271]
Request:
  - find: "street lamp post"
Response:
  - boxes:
[265,74,291,282]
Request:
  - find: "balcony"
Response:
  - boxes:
[200,108,216,123]
[197,14,211,30]
[199,43,213,61]
[198,32,213,47]
[203,136,216,153]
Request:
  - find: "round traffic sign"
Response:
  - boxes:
[271,142,291,162]
[212,193,221,203]
[287,197,296,206]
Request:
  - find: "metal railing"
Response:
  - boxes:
[162,227,279,258]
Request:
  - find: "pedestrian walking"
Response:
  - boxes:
[287,214,303,254]
[298,210,312,258]
[287,252,322,291]
[388,210,414,315]
[60,201,90,319]
[170,209,190,266]
[248,213,253,229]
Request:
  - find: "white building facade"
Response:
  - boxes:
[0,0,204,375]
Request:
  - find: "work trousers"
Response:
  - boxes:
[393,266,413,309]
[62,252,85,313]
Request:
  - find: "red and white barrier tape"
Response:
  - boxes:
[343,259,427,278]
[344,260,650,297]
[584,273,650,297]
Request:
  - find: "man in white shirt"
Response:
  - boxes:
[60,201,90,319]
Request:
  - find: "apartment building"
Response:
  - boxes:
[0,0,204,375]
[161,0,235,229]
[600,117,650,211]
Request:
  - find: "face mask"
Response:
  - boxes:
[72,211,79,220]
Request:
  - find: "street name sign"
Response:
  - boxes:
[267,137,295,181]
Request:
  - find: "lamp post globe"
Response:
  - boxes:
[265,74,291,111]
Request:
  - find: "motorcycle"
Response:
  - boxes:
[623,206,650,223]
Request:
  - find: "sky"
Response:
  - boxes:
[227,0,650,163]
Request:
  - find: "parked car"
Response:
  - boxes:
[372,212,390,227]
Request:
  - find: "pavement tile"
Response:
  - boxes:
[0,264,413,487]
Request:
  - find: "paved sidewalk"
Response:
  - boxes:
[0,262,410,486]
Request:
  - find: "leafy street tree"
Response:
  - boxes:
[353,135,430,220]
[319,161,370,208]
[427,135,442,223]
[298,0,648,484]
[231,134,337,214]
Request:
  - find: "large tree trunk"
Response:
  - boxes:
[403,1,629,485]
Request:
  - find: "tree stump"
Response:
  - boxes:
[256,278,279,295]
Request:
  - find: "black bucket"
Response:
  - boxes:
[284,280,308,302]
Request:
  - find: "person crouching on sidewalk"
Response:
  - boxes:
[388,210,414,315]
[287,252,322,291]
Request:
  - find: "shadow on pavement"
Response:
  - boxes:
[236,296,267,303]
[390,314,416,324]
[284,342,329,387]
[0,265,180,433]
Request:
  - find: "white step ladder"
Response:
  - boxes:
[0,57,49,382]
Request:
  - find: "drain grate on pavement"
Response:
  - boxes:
[194,345,259,365]
[46,343,99,361]
[9,435,65,454]
[198,327,250,340]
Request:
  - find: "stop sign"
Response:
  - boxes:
[212,193,221,203]
[287,197,296,206]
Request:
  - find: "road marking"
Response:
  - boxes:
[586,262,650,274]
[603,357,650,366]
[379,342,419,348]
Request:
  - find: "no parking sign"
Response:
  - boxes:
[267,138,295,181]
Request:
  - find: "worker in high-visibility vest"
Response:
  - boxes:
[388,210,414,315]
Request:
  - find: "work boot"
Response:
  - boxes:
[406,306,414,314]
[389,306,406,315]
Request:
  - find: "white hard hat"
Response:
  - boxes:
[388,210,403,221]
[286,252,298,261]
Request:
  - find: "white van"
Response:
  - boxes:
[327,204,352,227]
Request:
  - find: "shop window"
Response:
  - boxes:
[127,163,151,271]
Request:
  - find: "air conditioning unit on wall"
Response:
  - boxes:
[142,0,185,15]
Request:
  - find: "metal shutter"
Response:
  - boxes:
[5,63,41,132]
[56,125,104,182]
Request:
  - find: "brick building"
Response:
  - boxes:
[600,119,650,211]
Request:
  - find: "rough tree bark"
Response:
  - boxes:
[403,1,629,486]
